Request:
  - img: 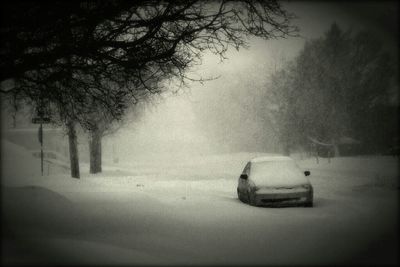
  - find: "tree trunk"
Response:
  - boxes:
[12,113,17,128]
[333,144,340,157]
[89,128,102,174]
[332,139,341,157]
[283,144,290,156]
[282,135,290,156]
[112,142,119,163]
[67,120,80,178]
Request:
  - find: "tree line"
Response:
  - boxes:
[266,23,398,156]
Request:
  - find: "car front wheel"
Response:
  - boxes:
[238,189,246,203]
[248,192,257,206]
[304,202,313,207]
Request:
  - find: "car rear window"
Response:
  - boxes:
[250,160,309,187]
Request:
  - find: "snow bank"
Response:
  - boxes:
[2,185,80,237]
[298,156,399,190]
[1,139,70,187]
[1,139,41,179]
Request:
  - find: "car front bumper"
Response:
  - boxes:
[252,187,313,207]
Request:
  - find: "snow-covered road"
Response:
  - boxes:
[1,140,398,265]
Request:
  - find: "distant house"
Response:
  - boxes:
[336,136,362,156]
[308,136,362,157]
[2,127,69,160]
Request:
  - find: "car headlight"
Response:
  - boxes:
[249,185,259,192]
[302,184,312,190]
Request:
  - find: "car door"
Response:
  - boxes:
[238,162,251,198]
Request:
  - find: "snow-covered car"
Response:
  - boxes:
[237,156,313,207]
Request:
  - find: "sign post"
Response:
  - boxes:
[33,99,51,176]
[32,117,50,176]
[39,124,43,175]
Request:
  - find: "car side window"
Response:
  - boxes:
[243,162,251,175]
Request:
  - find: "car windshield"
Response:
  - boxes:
[250,160,309,188]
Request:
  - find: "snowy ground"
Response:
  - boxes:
[1,139,399,265]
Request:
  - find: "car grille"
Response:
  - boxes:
[261,196,308,204]
[261,198,299,203]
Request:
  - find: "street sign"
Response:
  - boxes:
[32,117,51,124]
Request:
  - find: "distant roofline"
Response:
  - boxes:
[2,127,63,133]
[250,156,292,163]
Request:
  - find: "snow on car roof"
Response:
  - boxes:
[249,156,308,187]
[250,156,293,163]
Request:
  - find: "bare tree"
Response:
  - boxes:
[1,1,297,177]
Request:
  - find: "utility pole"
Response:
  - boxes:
[39,123,43,176]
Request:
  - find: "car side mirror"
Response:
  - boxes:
[304,171,310,176]
[240,174,248,180]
